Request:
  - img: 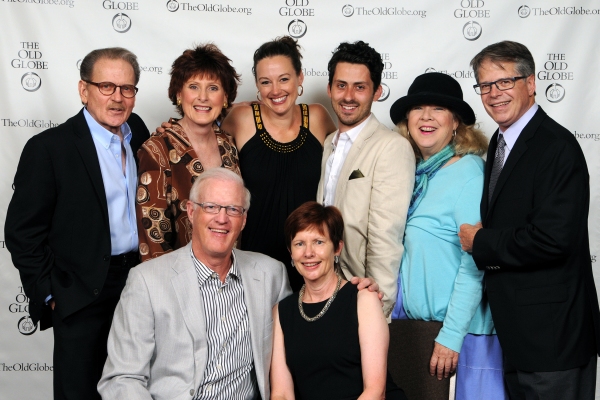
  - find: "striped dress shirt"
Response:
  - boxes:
[192,250,258,400]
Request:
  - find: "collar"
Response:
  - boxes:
[333,113,372,147]
[83,108,132,148]
[191,248,240,286]
[499,103,538,152]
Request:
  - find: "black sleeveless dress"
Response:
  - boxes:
[278,284,407,400]
[239,104,322,291]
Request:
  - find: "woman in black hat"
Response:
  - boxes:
[387,73,507,400]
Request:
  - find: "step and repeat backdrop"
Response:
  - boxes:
[1,0,599,397]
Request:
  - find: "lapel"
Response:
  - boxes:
[170,244,208,385]
[317,133,336,203]
[485,108,546,220]
[334,115,379,207]
[481,131,497,219]
[234,249,266,376]
[72,108,109,224]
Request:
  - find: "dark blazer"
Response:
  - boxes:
[5,109,149,330]
[472,107,600,372]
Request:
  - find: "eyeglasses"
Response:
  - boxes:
[84,80,138,98]
[192,201,246,217]
[473,76,528,95]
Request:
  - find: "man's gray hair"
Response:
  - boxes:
[80,47,141,85]
[189,168,251,210]
[470,41,535,83]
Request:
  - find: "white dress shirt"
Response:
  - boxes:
[323,114,373,206]
[498,103,539,165]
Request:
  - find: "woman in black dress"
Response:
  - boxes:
[270,201,406,400]
[222,37,336,291]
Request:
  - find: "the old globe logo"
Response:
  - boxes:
[21,72,42,92]
[166,0,179,12]
[342,4,354,17]
[18,316,37,335]
[76,59,82,70]
[425,67,437,73]
[463,21,482,41]
[112,13,132,33]
[545,83,565,103]
[518,5,530,18]
[288,19,307,38]
[377,83,390,102]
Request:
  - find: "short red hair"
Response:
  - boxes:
[284,201,344,252]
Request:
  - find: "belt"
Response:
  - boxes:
[109,251,140,268]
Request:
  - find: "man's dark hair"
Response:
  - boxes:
[80,47,140,84]
[327,41,384,89]
[470,41,535,83]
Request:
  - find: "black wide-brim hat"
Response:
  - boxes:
[389,72,476,125]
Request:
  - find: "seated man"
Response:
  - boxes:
[98,168,291,399]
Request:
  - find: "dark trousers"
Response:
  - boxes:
[504,355,597,400]
[51,265,131,400]
[388,319,449,400]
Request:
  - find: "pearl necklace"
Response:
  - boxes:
[298,276,342,322]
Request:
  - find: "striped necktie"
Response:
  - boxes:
[488,133,506,203]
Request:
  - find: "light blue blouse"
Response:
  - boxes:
[398,154,495,352]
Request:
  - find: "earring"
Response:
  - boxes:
[453,130,457,137]
[256,90,262,102]
[298,85,304,96]
[291,259,296,269]
[176,98,181,106]
[334,255,339,264]
[223,100,228,108]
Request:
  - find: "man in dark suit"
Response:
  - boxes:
[459,41,600,399]
[5,47,149,399]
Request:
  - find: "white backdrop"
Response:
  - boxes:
[1,0,599,398]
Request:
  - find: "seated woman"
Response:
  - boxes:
[271,201,406,400]
[388,72,506,400]
[136,44,241,261]
[222,36,336,291]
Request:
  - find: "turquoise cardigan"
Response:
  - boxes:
[396,155,495,353]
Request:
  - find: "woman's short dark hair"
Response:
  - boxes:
[168,44,241,118]
[252,36,303,79]
[284,201,344,253]
[327,41,383,89]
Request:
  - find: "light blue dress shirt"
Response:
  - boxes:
[84,108,139,255]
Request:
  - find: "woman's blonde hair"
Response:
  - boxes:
[396,113,488,160]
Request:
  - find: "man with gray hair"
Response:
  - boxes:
[5,47,149,399]
[99,168,291,399]
[459,40,600,399]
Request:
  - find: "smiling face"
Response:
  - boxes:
[328,62,382,132]
[78,58,136,136]
[187,178,247,264]
[477,59,535,131]
[290,225,342,284]
[407,105,458,160]
[255,55,303,115]
[178,74,226,129]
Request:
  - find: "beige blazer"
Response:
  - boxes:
[317,115,415,317]
[98,244,291,400]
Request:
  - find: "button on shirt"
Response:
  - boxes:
[192,250,257,400]
[84,108,138,255]
[323,114,372,206]
[497,103,539,166]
